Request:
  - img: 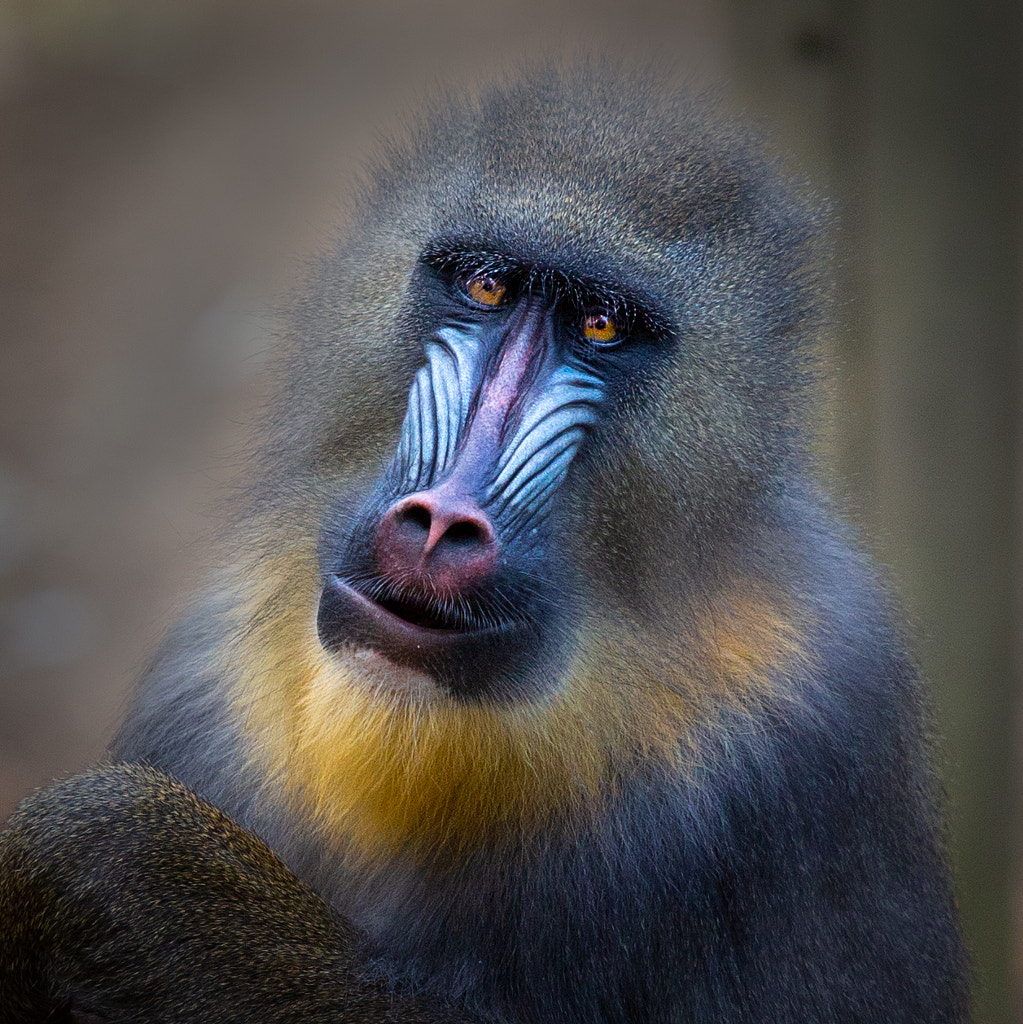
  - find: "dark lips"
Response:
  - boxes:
[316,574,520,692]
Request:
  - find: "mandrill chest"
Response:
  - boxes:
[330,780,697,1023]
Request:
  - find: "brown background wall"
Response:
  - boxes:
[0,2,1018,1021]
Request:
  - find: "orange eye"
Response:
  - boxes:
[581,310,621,346]
[462,271,508,307]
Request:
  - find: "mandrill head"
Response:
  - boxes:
[228,66,825,860]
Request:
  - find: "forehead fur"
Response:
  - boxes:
[275,65,829,497]
[357,66,822,322]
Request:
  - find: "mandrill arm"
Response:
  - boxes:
[0,762,468,1024]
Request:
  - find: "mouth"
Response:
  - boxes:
[317,574,522,693]
[374,587,482,632]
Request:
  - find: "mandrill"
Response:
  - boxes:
[0,67,970,1023]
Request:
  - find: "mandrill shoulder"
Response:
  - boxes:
[112,590,259,830]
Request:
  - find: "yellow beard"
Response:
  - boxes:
[229,543,810,864]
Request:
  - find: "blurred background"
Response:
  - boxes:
[0,0,1018,1020]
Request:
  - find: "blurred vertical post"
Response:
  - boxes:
[730,1,1021,1022]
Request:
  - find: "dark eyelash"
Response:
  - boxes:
[422,248,662,339]
[428,249,518,280]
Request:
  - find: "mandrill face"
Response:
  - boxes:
[317,256,627,699]
[225,68,823,856]
[281,71,823,708]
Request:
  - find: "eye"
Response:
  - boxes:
[459,270,509,308]
[581,309,622,347]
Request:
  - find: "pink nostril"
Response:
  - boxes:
[398,494,495,556]
[374,489,498,595]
